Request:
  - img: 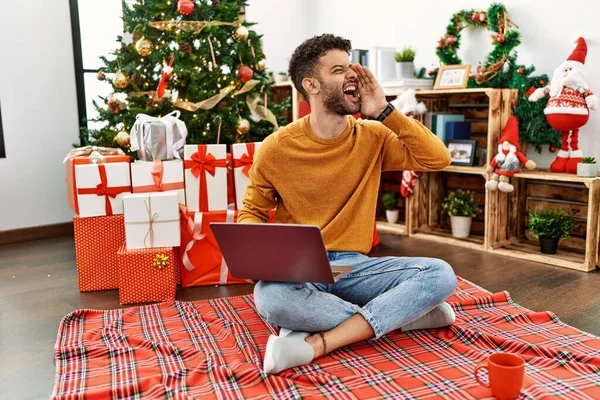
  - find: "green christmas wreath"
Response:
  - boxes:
[435,3,560,152]
[436,3,520,85]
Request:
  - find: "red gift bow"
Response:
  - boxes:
[133,160,185,193]
[184,145,227,212]
[233,143,255,177]
[179,203,235,285]
[77,164,130,215]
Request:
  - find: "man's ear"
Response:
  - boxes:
[302,77,319,97]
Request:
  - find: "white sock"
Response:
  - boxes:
[263,331,314,374]
[401,302,456,332]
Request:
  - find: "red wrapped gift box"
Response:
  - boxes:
[73,214,125,292]
[117,245,179,304]
[179,205,247,287]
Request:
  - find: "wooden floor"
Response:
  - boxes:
[1,234,599,399]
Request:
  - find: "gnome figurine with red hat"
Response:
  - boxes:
[529,37,598,173]
[485,116,536,192]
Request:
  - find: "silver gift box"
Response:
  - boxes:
[130,112,187,161]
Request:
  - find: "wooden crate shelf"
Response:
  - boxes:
[376,221,408,236]
[372,88,599,272]
[488,176,600,272]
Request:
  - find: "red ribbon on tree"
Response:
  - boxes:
[232,143,255,177]
[77,164,130,215]
[184,145,227,211]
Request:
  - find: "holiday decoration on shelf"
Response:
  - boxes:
[436,3,520,85]
[135,37,152,56]
[435,3,560,152]
[233,25,249,42]
[485,116,536,193]
[81,0,290,153]
[177,0,195,15]
[528,37,598,174]
[392,89,427,198]
[112,70,129,89]
[237,65,253,83]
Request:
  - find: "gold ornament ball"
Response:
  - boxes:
[256,59,267,71]
[135,38,153,56]
[115,130,131,148]
[112,71,129,89]
[237,118,250,135]
[233,25,249,42]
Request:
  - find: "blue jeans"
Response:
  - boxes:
[253,252,457,339]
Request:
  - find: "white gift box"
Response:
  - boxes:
[123,192,181,250]
[184,144,228,212]
[75,162,131,218]
[131,160,186,205]
[231,142,262,210]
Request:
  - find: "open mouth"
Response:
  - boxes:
[343,84,359,102]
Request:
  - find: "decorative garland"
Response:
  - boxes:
[436,3,520,85]
[435,3,560,152]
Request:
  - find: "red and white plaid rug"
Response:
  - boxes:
[52,278,600,399]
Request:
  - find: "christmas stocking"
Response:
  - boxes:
[400,171,422,198]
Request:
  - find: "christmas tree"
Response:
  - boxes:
[84,0,290,153]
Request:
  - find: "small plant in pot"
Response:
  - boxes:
[394,47,416,79]
[442,190,480,238]
[382,192,400,224]
[577,157,597,178]
[528,207,575,254]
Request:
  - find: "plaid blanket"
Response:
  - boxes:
[52,278,600,399]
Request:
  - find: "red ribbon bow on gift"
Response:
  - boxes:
[233,143,255,177]
[132,160,185,194]
[184,145,227,212]
[77,164,130,215]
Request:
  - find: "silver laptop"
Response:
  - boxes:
[210,223,352,284]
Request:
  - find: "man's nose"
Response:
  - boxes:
[347,66,358,79]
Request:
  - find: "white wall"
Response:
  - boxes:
[307,0,600,167]
[0,0,80,231]
[246,0,312,76]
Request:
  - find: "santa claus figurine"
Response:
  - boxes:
[528,37,598,173]
[485,116,536,192]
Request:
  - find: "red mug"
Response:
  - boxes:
[475,353,527,400]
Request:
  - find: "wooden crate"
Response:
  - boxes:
[488,172,600,272]
[376,171,409,235]
[410,171,488,250]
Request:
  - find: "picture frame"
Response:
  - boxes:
[434,64,471,90]
[447,139,477,166]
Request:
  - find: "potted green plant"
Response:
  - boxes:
[382,192,400,223]
[394,47,416,79]
[277,71,288,82]
[577,157,597,177]
[528,207,575,254]
[442,190,480,238]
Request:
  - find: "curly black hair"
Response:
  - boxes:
[288,34,352,102]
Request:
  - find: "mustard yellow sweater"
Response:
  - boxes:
[237,109,451,254]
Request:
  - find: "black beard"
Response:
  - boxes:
[321,82,360,116]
